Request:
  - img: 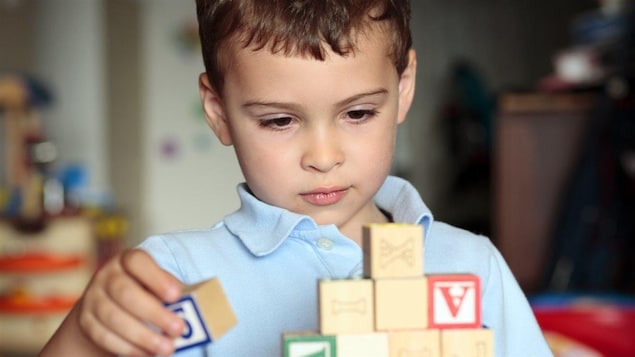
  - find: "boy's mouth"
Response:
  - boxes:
[300,187,349,206]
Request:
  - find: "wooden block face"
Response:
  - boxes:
[363,224,423,279]
[441,328,494,357]
[428,274,481,329]
[336,332,389,357]
[389,329,441,357]
[283,332,336,357]
[166,277,237,351]
[374,277,428,330]
[319,279,374,335]
[191,278,237,340]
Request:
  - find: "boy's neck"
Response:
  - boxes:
[340,205,391,246]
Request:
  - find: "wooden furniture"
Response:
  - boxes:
[494,92,596,293]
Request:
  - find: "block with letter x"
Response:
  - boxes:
[362,223,423,279]
[427,274,481,329]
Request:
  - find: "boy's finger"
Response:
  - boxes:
[121,249,183,302]
[105,271,185,338]
[91,296,174,355]
[81,299,165,357]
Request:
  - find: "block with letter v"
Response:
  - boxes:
[427,274,481,329]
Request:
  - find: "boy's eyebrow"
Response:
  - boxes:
[336,88,389,107]
[241,88,389,111]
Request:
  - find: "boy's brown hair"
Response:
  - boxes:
[196,0,412,94]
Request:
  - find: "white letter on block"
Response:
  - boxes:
[428,274,481,329]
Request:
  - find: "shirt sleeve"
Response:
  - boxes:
[481,241,554,356]
[137,234,187,282]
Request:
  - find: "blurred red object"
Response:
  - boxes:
[0,252,85,273]
[532,295,635,357]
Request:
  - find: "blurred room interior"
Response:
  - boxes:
[1,0,634,356]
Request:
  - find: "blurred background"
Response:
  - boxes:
[1,0,634,356]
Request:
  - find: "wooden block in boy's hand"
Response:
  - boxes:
[165,277,237,352]
[363,223,423,278]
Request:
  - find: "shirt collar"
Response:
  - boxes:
[223,175,434,256]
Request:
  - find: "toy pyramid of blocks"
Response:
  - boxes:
[283,223,494,357]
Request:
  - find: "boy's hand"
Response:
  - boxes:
[56,249,186,356]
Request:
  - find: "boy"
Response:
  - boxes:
[41,0,552,356]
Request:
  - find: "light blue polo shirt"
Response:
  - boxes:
[139,176,552,356]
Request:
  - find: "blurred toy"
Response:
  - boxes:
[0,72,56,232]
[538,0,635,93]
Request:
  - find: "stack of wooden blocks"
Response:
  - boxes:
[283,223,494,357]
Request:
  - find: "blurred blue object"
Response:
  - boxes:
[531,292,635,307]
[573,9,631,46]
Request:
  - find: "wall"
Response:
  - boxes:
[34,0,109,200]
[0,1,36,185]
[0,1,35,72]
[106,0,143,243]
[1,0,111,216]
[138,0,243,239]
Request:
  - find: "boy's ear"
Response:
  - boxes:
[199,73,233,146]
[397,49,417,124]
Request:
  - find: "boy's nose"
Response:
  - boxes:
[301,126,344,173]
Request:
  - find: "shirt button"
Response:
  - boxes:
[316,237,333,250]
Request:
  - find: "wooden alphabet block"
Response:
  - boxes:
[427,274,481,329]
[389,329,441,357]
[363,223,423,279]
[165,277,237,352]
[441,328,494,357]
[374,277,428,330]
[318,279,374,335]
[283,332,336,357]
[337,332,389,357]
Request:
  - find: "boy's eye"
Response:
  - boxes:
[346,109,378,122]
[258,117,294,129]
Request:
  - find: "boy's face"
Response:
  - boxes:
[200,27,416,239]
